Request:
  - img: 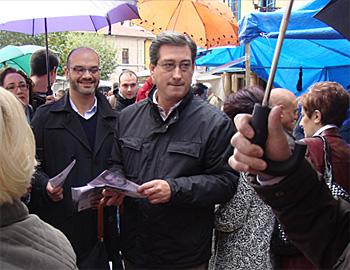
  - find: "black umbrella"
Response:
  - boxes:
[314,0,350,40]
[78,201,109,269]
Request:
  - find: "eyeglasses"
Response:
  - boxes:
[70,66,100,75]
[157,61,192,72]
[5,82,28,92]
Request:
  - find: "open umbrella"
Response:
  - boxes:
[0,0,139,93]
[133,0,239,49]
[0,45,45,75]
[314,0,349,40]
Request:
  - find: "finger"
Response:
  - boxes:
[229,149,267,173]
[105,194,125,206]
[148,194,167,204]
[266,106,291,160]
[149,198,162,204]
[102,188,120,197]
[231,132,263,158]
[51,193,64,202]
[138,181,155,193]
[234,114,255,139]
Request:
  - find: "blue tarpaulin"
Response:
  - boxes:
[196,0,350,95]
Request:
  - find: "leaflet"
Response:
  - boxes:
[49,159,76,188]
[71,170,144,212]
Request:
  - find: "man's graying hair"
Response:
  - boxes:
[150,31,197,65]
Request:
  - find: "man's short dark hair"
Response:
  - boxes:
[149,31,197,66]
[118,69,138,84]
[30,49,59,76]
[192,83,208,96]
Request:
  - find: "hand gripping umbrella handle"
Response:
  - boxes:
[251,104,306,176]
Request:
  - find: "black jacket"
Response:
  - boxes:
[111,88,238,268]
[28,91,119,266]
[115,93,136,111]
[252,160,350,269]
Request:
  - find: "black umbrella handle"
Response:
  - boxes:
[251,104,306,176]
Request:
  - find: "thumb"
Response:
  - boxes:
[265,106,291,161]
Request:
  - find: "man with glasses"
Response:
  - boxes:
[108,69,138,111]
[106,32,238,269]
[29,47,121,269]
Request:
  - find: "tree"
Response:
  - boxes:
[0,31,119,80]
[60,32,119,80]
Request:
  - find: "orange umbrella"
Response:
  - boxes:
[133,0,239,48]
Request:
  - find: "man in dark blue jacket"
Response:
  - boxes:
[107,31,238,269]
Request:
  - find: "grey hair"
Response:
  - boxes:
[149,31,197,65]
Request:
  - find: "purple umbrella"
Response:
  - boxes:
[0,0,139,93]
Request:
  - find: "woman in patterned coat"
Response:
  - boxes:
[210,87,275,270]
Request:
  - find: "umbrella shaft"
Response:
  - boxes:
[263,0,295,106]
[44,18,51,94]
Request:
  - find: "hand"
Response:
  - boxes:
[46,182,64,202]
[45,95,55,104]
[228,106,291,175]
[89,193,103,209]
[101,188,125,206]
[138,179,171,204]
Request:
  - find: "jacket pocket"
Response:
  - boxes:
[167,141,201,158]
[119,137,143,178]
[120,137,142,151]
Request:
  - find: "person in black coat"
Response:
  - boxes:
[105,31,238,269]
[108,69,138,111]
[28,47,121,269]
[229,106,350,269]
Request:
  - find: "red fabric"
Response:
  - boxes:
[280,128,350,269]
[281,255,315,269]
[136,76,153,102]
[303,128,350,192]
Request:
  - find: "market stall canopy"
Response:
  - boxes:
[197,0,350,95]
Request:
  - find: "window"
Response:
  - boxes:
[122,48,129,64]
[259,0,276,12]
[225,0,241,20]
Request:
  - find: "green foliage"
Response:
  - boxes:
[60,32,119,80]
[0,31,119,80]
[0,31,44,47]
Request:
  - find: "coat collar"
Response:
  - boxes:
[51,90,115,119]
[50,90,116,155]
[0,200,28,228]
[147,86,194,122]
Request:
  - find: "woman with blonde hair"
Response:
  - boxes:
[0,89,77,269]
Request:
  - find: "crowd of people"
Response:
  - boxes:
[0,31,349,270]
